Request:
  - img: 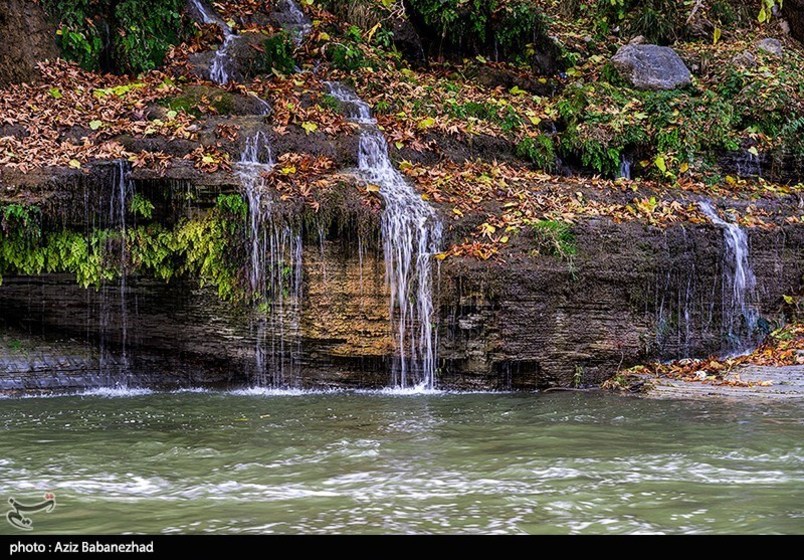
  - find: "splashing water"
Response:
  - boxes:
[698,201,759,352]
[236,132,303,386]
[326,82,442,390]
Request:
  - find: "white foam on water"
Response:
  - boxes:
[77,387,154,398]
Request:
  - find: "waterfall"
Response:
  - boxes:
[698,201,759,352]
[98,161,133,386]
[190,0,236,84]
[277,0,312,44]
[236,132,303,386]
[326,82,442,389]
[617,155,632,180]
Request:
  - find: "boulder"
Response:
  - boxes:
[757,37,783,56]
[611,44,691,91]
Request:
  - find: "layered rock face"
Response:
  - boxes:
[1,171,801,392]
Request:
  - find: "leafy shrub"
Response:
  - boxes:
[42,0,188,73]
[262,32,297,75]
[516,136,556,171]
[406,0,558,65]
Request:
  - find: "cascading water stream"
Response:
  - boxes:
[190,0,236,85]
[276,0,312,44]
[98,161,133,386]
[326,82,442,390]
[237,132,303,386]
[698,201,759,353]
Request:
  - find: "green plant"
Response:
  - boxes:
[529,219,577,260]
[327,43,367,71]
[42,0,188,73]
[406,0,554,63]
[516,135,556,171]
[262,32,297,75]
[129,193,155,220]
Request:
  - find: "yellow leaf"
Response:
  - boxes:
[725,175,736,185]
[452,208,464,217]
[655,156,667,173]
[713,27,722,45]
[68,159,81,169]
[748,146,759,156]
[783,295,795,305]
[434,252,448,261]
[280,165,297,175]
[679,162,689,173]
[301,122,318,135]
[318,31,330,41]
[394,141,404,150]
[366,184,380,193]
[500,236,509,244]
[418,117,435,130]
[366,22,381,44]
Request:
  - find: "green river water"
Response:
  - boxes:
[0,389,802,534]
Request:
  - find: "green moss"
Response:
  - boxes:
[162,86,238,116]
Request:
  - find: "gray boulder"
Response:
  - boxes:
[757,38,783,56]
[611,44,691,91]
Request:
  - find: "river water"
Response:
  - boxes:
[0,391,801,534]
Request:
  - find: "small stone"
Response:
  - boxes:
[757,38,783,56]
[629,35,646,45]
[732,51,758,68]
[611,44,692,91]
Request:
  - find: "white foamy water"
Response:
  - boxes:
[326,82,443,390]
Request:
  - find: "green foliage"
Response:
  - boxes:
[327,43,368,71]
[516,135,556,171]
[129,193,154,220]
[407,0,552,63]
[529,219,576,260]
[318,93,341,112]
[262,33,297,75]
[42,0,188,73]
[0,196,249,299]
[596,0,682,44]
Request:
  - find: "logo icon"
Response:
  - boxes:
[6,493,56,531]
